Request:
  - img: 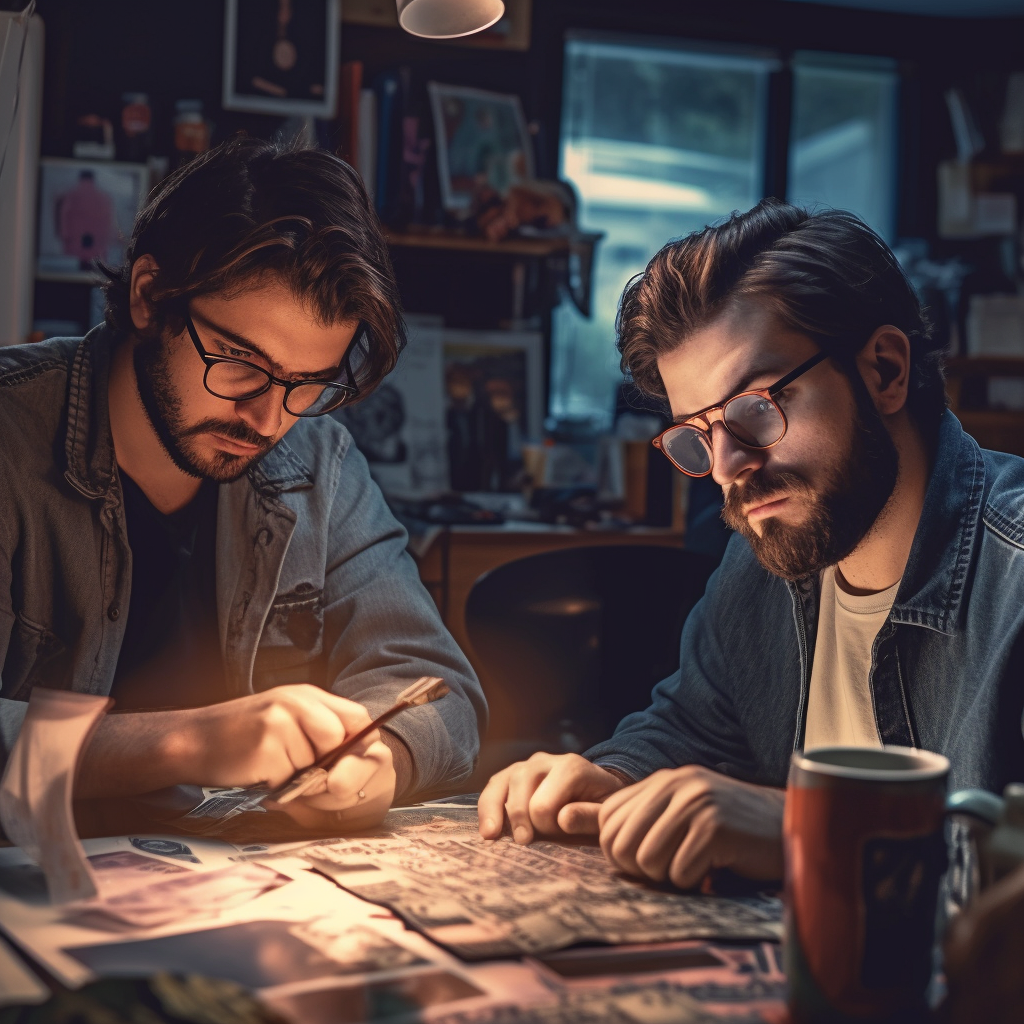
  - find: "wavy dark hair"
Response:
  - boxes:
[103,135,405,398]
[617,199,945,442]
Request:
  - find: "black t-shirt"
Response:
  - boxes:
[110,473,228,711]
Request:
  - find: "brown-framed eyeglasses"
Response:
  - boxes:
[652,351,828,477]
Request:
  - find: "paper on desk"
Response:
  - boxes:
[0,689,111,904]
[303,832,783,960]
[0,933,49,1008]
[0,838,452,990]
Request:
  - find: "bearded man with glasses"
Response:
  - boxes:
[0,137,485,833]
[480,199,1024,901]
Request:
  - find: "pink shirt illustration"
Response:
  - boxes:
[56,172,116,262]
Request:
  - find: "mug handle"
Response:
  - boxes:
[947,788,1004,826]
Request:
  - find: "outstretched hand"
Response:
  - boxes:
[478,752,627,844]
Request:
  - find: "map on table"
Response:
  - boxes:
[300,810,782,960]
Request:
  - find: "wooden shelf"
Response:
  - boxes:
[383,226,570,258]
[945,356,1024,376]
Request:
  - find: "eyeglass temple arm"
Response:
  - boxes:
[768,351,828,395]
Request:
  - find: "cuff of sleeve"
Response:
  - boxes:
[590,756,641,784]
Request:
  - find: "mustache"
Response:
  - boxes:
[178,418,275,450]
[722,470,810,522]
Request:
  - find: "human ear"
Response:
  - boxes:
[128,254,161,333]
[856,326,911,417]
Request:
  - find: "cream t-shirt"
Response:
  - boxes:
[804,567,900,750]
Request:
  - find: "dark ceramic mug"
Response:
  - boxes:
[784,746,952,1023]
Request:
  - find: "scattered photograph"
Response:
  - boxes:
[36,158,148,282]
[427,83,534,211]
[223,0,340,117]
[264,971,484,1023]
[65,919,423,990]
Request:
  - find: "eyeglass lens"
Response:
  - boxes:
[204,362,351,417]
[663,394,786,474]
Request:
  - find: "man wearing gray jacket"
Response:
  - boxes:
[0,137,486,831]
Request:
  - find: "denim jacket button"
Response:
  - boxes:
[107,604,120,621]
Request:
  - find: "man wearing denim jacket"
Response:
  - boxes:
[480,200,1024,890]
[1,138,486,831]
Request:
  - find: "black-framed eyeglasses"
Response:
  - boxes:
[652,351,828,477]
[184,310,361,418]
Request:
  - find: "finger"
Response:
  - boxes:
[278,690,348,760]
[527,760,585,835]
[506,762,551,845]
[259,710,319,787]
[633,793,706,882]
[597,782,639,829]
[600,788,675,877]
[478,769,512,839]
[668,806,719,890]
[529,759,626,836]
[304,740,392,812]
[558,801,601,834]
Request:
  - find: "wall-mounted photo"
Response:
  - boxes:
[427,83,534,212]
[36,158,148,282]
[335,317,450,498]
[223,0,340,118]
[443,328,543,492]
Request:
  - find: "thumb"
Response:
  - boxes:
[558,801,602,835]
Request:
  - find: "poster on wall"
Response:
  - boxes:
[223,0,340,118]
[36,158,148,282]
[443,328,543,493]
[334,316,449,497]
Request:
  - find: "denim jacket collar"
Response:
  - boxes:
[890,411,985,636]
[64,326,118,500]
[63,324,315,500]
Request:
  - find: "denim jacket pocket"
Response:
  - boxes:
[3,613,69,700]
[252,586,325,690]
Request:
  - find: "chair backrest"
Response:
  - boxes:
[465,545,716,755]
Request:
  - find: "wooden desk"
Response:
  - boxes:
[413,524,684,671]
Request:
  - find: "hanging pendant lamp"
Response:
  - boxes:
[396,0,505,40]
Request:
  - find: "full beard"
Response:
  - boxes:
[133,333,275,483]
[721,385,900,582]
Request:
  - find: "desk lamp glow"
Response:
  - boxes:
[396,0,505,39]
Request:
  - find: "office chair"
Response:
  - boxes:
[464,544,717,780]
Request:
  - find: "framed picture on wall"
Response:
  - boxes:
[36,158,148,283]
[427,82,534,212]
[334,316,450,498]
[223,0,340,118]
[443,328,543,492]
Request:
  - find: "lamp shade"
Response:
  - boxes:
[396,0,504,39]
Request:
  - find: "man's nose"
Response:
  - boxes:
[234,386,285,438]
[709,421,767,487]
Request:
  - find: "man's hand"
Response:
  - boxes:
[478,752,627,844]
[78,684,397,828]
[596,766,785,889]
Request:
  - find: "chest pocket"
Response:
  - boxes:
[252,585,325,690]
[3,613,70,701]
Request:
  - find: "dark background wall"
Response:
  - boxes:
[34,0,1024,243]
